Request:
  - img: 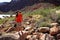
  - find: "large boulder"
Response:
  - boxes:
[0,33,20,40]
[0,30,29,40]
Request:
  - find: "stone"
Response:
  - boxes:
[39,27,50,33]
[57,34,60,40]
[50,26,59,35]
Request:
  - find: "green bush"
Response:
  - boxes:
[0,19,3,24]
[37,21,52,27]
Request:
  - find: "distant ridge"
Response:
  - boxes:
[0,0,60,12]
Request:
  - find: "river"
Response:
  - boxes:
[0,14,15,18]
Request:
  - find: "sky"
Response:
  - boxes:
[0,0,11,3]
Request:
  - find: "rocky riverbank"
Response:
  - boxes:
[0,15,60,40]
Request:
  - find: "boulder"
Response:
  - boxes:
[38,27,50,33]
[0,30,29,40]
[0,33,20,40]
[50,26,59,35]
[0,37,16,40]
[57,34,60,40]
[58,26,60,33]
[39,33,55,40]
[50,23,58,26]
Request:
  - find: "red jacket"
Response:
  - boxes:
[15,13,23,23]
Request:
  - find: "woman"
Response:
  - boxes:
[14,11,23,31]
[15,11,23,26]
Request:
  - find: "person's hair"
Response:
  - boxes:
[16,11,21,17]
[16,13,18,17]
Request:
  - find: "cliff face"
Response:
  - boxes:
[0,0,60,12]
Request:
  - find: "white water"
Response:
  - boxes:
[0,14,15,19]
